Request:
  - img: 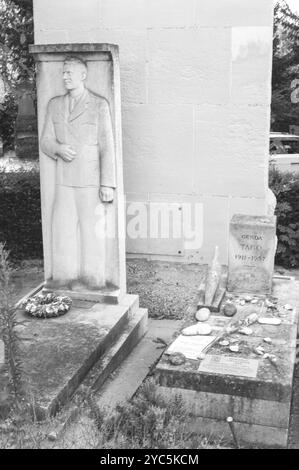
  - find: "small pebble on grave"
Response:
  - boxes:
[263,337,272,344]
[169,352,186,366]
[223,303,237,317]
[195,307,210,322]
[258,317,281,326]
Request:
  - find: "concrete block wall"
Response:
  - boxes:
[33,0,274,264]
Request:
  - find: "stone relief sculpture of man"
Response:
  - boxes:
[41,56,116,290]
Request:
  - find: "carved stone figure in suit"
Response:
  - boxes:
[41,56,116,289]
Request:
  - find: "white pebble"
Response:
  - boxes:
[278,309,287,317]
[197,353,206,360]
[263,337,272,344]
[239,327,253,336]
[229,344,239,353]
[284,304,293,311]
[254,346,265,356]
[258,317,281,326]
[182,323,212,336]
[248,313,259,324]
[195,308,210,322]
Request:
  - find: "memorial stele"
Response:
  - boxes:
[228,214,277,294]
[30,44,126,302]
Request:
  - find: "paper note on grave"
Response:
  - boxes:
[198,354,259,378]
[165,335,216,360]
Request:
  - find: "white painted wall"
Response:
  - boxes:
[33,0,274,264]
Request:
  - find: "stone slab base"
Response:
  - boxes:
[0,291,147,419]
[187,415,287,449]
[78,307,148,392]
[42,286,121,304]
[154,279,299,448]
[158,386,288,448]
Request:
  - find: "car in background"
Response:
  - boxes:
[270,132,299,173]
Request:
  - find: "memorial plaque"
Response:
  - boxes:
[166,335,216,360]
[228,214,276,294]
[198,354,259,378]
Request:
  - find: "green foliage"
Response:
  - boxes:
[0,169,42,261]
[0,379,225,449]
[272,1,299,131]
[0,0,34,88]
[0,243,24,404]
[0,0,34,149]
[269,166,299,267]
[86,379,204,449]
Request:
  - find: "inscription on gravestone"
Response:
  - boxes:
[228,214,276,294]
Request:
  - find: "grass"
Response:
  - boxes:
[0,379,229,449]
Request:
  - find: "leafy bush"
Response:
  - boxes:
[0,0,34,150]
[0,168,42,261]
[0,243,24,410]
[87,379,205,449]
[269,166,299,267]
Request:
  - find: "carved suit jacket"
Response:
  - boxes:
[41,88,116,188]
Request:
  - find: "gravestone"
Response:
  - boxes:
[227,214,277,294]
[15,83,38,159]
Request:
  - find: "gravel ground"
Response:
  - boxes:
[127,259,206,319]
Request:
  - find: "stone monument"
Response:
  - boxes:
[3,44,148,417]
[30,44,126,302]
[227,214,277,294]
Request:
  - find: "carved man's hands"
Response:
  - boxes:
[100,186,114,203]
[57,144,77,162]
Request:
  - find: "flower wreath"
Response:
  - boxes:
[22,292,72,318]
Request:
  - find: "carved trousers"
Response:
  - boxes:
[51,184,106,288]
